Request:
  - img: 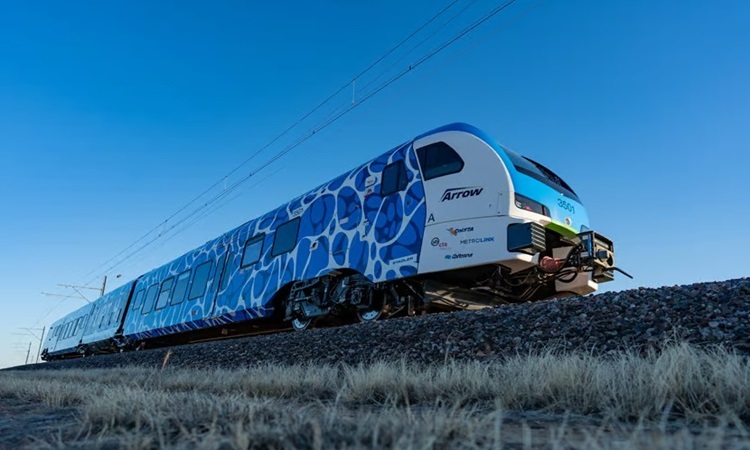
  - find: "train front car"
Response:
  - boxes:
[415,123,619,305]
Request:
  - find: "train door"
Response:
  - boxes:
[414,131,511,274]
[208,243,234,317]
[357,144,426,281]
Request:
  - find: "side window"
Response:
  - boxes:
[188,261,213,300]
[132,289,145,310]
[170,270,191,305]
[141,284,159,315]
[272,218,300,257]
[241,234,265,268]
[381,160,408,196]
[416,142,464,180]
[155,277,174,310]
[219,252,233,291]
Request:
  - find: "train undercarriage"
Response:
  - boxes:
[282,229,629,328]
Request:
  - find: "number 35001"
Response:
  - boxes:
[557,199,575,214]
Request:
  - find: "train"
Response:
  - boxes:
[41,122,623,360]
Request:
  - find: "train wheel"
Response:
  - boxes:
[356,308,382,322]
[357,292,387,323]
[291,317,313,331]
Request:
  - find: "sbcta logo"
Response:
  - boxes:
[447,226,474,236]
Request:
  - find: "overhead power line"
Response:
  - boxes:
[80,0,522,286]
[72,0,463,288]
[42,0,528,327]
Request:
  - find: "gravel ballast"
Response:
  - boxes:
[12,278,750,371]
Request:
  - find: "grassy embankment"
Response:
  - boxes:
[2,343,750,449]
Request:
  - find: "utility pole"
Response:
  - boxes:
[41,274,121,303]
[35,326,45,363]
[17,327,46,364]
[25,342,31,365]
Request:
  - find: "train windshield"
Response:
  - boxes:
[502,146,581,202]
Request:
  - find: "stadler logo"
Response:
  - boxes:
[441,187,483,202]
[447,226,474,236]
[444,253,473,260]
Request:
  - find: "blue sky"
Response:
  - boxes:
[1,0,748,368]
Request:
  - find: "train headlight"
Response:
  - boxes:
[514,194,549,217]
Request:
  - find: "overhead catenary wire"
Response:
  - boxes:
[71,0,463,288]
[42,4,460,313]
[38,0,527,329]
[80,0,522,287]
[357,0,482,96]
[111,166,287,276]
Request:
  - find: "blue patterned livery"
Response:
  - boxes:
[42,123,622,360]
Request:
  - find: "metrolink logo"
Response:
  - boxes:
[440,187,483,202]
[460,237,495,245]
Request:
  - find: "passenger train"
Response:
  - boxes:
[42,123,622,360]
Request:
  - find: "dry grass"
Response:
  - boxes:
[2,343,750,449]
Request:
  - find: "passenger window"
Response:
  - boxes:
[381,160,408,196]
[170,270,191,305]
[132,289,145,310]
[189,261,213,300]
[219,252,232,291]
[272,218,300,257]
[416,142,464,180]
[155,277,174,310]
[241,234,265,268]
[141,284,159,314]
